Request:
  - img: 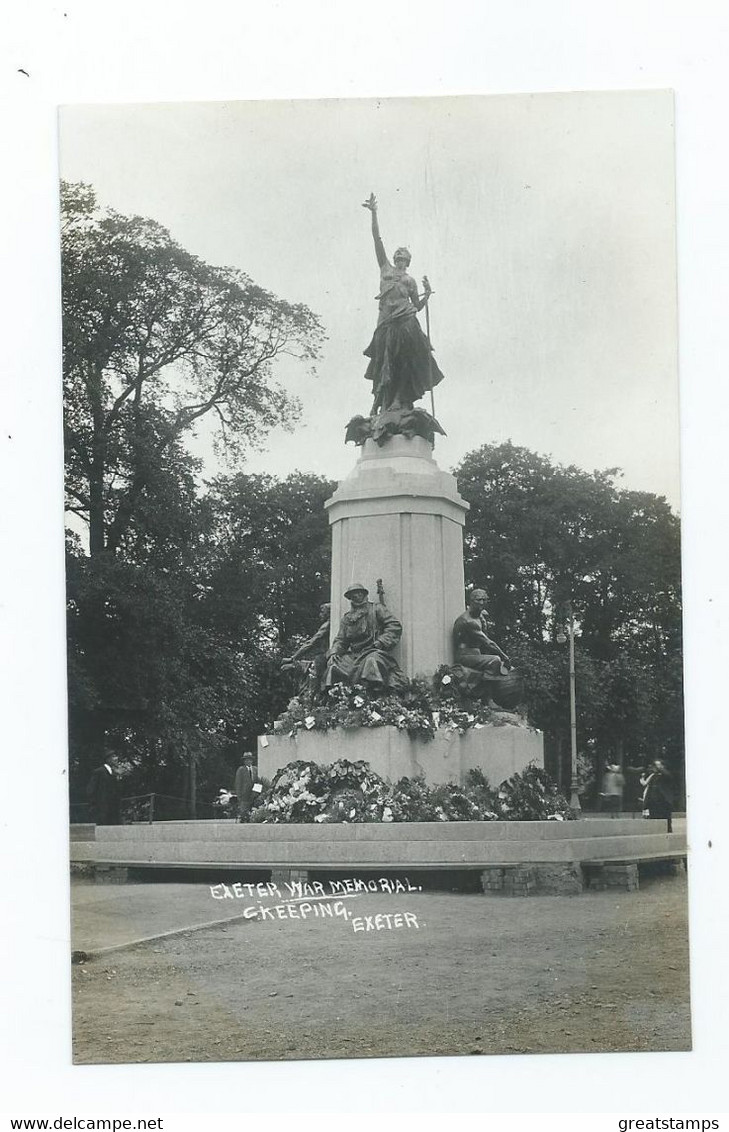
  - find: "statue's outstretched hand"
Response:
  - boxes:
[362,192,377,212]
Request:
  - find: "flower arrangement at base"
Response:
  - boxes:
[260,760,330,823]
[430,782,498,822]
[325,787,367,823]
[386,776,440,822]
[272,671,527,744]
[250,777,271,815]
[212,789,237,819]
[324,758,392,821]
[494,764,574,821]
[249,758,574,824]
[463,768,500,817]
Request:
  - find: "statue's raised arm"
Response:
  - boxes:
[362,192,387,269]
[360,192,446,416]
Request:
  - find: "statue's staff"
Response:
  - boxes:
[374,578,386,647]
[361,192,444,419]
[421,282,437,424]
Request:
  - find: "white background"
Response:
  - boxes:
[1,0,728,1120]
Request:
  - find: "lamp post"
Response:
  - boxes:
[556,600,582,814]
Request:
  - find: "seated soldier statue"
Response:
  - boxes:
[325,583,406,696]
[451,589,523,710]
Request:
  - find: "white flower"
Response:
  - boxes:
[353,696,364,708]
[441,674,452,685]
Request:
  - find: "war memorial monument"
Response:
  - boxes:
[74,193,685,897]
[260,193,542,787]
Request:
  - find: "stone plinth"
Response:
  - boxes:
[324,435,469,677]
[73,820,688,887]
[258,722,543,788]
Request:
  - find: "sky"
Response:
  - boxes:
[58,91,680,505]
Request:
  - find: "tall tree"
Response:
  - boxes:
[62,183,326,799]
[455,441,684,789]
[201,471,335,650]
[61,181,324,556]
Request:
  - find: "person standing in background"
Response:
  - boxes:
[86,755,121,825]
[600,763,625,815]
[640,759,674,833]
[234,752,257,823]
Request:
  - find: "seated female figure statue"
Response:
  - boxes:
[361,193,445,414]
[452,589,523,711]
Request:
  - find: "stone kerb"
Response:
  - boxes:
[86,817,661,842]
[75,822,687,891]
[258,722,543,787]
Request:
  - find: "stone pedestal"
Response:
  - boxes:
[325,435,469,678]
[259,722,543,788]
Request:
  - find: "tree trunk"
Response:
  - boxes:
[88,461,106,555]
[88,365,107,556]
[189,747,197,818]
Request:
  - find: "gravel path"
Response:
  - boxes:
[72,872,691,1064]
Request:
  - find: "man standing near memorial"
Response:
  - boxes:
[86,755,122,825]
[234,752,258,823]
[640,758,674,833]
[600,763,626,815]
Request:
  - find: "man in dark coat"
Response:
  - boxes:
[324,583,406,695]
[86,756,122,825]
[641,759,674,832]
[233,752,258,823]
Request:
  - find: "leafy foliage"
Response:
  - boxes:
[200,471,334,650]
[63,183,327,796]
[62,181,324,556]
[456,442,684,794]
[495,765,574,821]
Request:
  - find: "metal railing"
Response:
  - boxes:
[71,792,235,824]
